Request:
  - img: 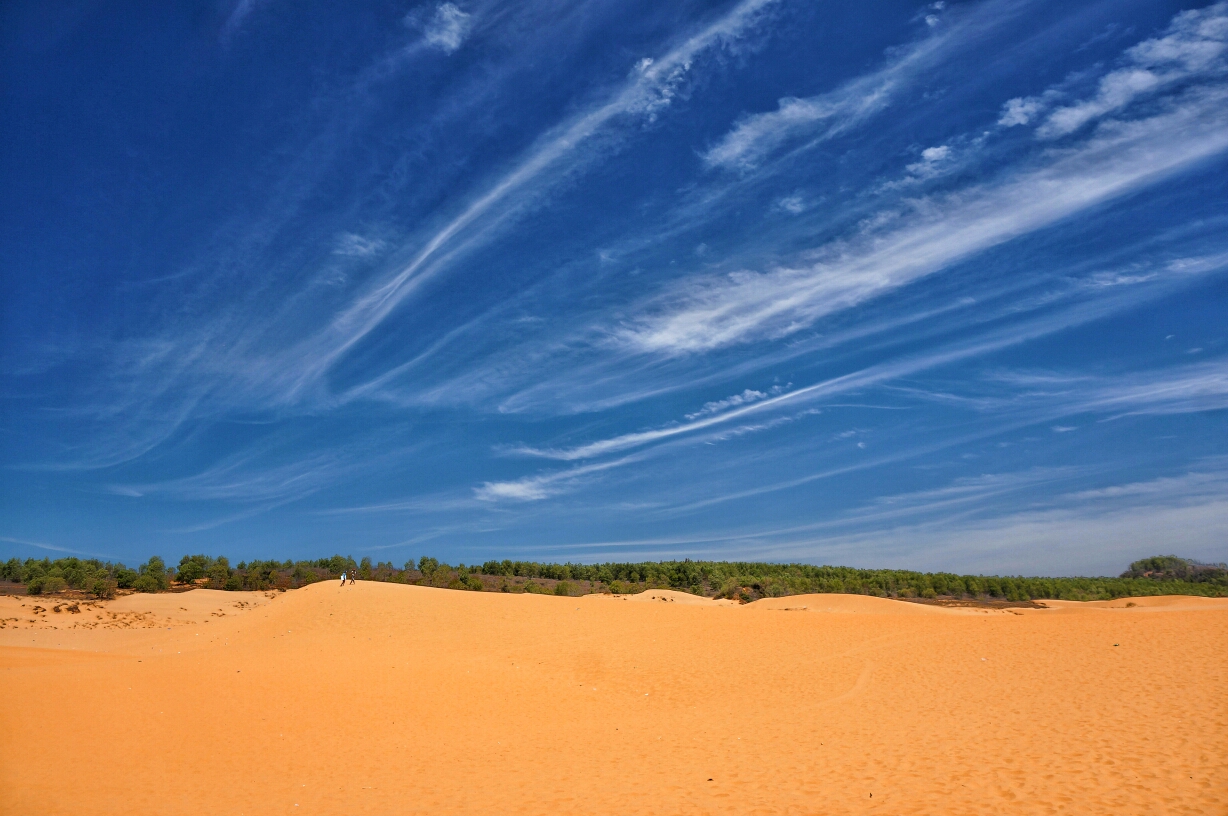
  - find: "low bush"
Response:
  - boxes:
[132,574,161,593]
[90,577,117,599]
[137,557,170,591]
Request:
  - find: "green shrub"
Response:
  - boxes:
[41,576,67,594]
[429,566,456,588]
[136,557,170,591]
[555,581,573,596]
[176,559,205,584]
[90,577,117,599]
[223,575,243,591]
[26,577,44,595]
[1,558,21,582]
[132,574,160,593]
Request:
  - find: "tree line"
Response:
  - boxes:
[2,553,1225,602]
[475,555,1228,601]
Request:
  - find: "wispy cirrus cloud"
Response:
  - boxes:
[507,304,1227,480]
[621,82,1228,353]
[996,2,1228,136]
[0,535,115,558]
[701,0,1020,170]
[504,466,1228,573]
[113,454,342,504]
[333,233,387,257]
[474,455,642,502]
[977,357,1228,419]
[765,468,1228,575]
[274,0,783,402]
[409,3,474,54]
[221,0,268,44]
[19,0,784,475]
[684,385,780,420]
[1077,359,1228,417]
[391,5,1228,420]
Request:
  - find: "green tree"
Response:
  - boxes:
[138,556,170,591]
[89,576,117,599]
[132,574,161,593]
[179,554,225,583]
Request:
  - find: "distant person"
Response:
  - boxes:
[349,570,356,585]
[339,571,346,586]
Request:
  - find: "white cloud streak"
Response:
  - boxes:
[1037,2,1227,139]
[622,83,1228,354]
[0,535,115,558]
[221,0,266,44]
[474,455,642,502]
[702,0,1020,169]
[1079,360,1228,417]
[423,3,473,53]
[684,387,772,420]
[514,297,1227,471]
[275,0,781,402]
[510,467,1228,574]
[333,233,386,257]
[771,469,1228,575]
[998,95,1043,126]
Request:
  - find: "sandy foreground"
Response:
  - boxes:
[2,584,1225,815]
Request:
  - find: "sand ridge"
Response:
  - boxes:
[0,589,275,631]
[621,588,738,605]
[749,594,1001,614]
[2,582,1225,814]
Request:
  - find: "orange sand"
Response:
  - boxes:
[2,583,1225,814]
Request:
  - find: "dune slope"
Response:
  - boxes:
[2,583,1225,815]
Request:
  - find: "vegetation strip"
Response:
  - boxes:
[3,554,1225,602]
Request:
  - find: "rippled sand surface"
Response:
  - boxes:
[2,583,1225,814]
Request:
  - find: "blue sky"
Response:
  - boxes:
[3,0,1227,574]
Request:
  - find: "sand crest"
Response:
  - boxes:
[0,589,274,631]
[2,583,1224,814]
[623,588,737,605]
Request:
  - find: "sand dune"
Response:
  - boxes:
[749,594,979,614]
[2,583,1225,814]
[0,589,275,632]
[622,588,737,606]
